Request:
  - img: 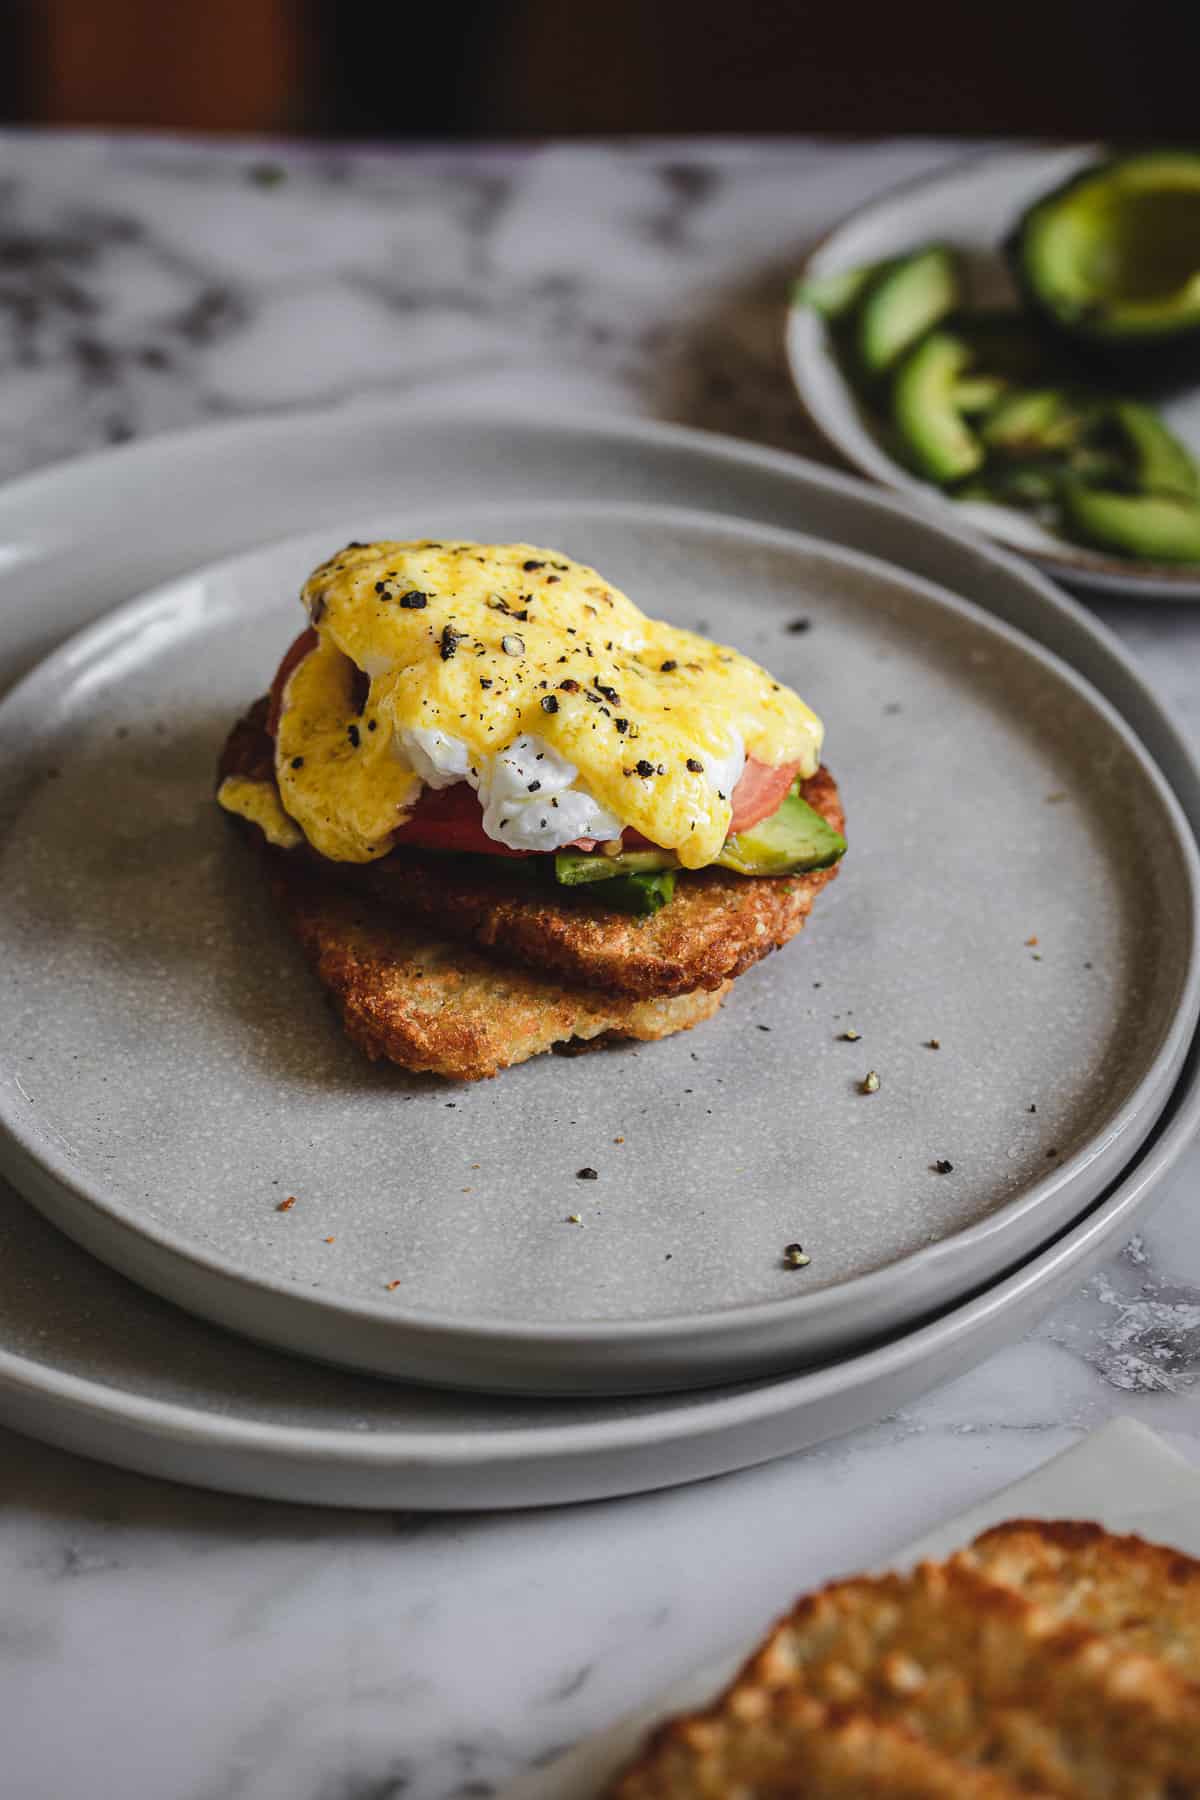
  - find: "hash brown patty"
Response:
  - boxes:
[221,700,730,1079]
[613,1523,1200,1797]
[271,865,728,1082]
[219,699,844,1000]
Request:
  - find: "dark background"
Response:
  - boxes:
[3,0,1199,139]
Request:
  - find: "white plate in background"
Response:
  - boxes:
[787,145,1200,600]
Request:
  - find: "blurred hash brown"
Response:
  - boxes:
[611,1519,1200,1798]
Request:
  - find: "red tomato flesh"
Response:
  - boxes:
[393,781,530,858]
[266,627,318,737]
[728,758,800,834]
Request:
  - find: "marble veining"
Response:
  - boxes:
[0,129,1198,1798]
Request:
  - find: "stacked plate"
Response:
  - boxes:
[0,408,1197,1508]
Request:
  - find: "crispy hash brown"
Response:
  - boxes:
[963,1518,1200,1677]
[221,702,734,1078]
[269,862,728,1082]
[219,699,844,1000]
[611,1520,1200,1798]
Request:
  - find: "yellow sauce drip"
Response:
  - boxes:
[272,541,824,870]
[217,775,304,849]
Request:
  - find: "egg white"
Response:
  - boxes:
[400,726,625,852]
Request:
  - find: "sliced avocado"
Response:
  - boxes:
[980,388,1097,458]
[1068,445,1129,487]
[555,781,845,890]
[1106,400,1199,498]
[1009,152,1200,376]
[792,261,888,322]
[856,246,962,379]
[951,374,1009,415]
[891,332,985,485]
[554,846,676,885]
[958,461,1063,509]
[591,869,677,915]
[717,782,846,877]
[1060,479,1200,563]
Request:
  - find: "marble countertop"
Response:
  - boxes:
[4,131,1200,1799]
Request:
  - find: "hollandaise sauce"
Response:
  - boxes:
[218,541,824,872]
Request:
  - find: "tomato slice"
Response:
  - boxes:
[623,759,801,848]
[266,627,319,738]
[393,781,530,857]
[728,759,801,834]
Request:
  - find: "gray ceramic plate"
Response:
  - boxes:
[0,1042,1195,1510]
[0,409,1195,1501]
[1,496,1196,1396]
[0,409,1196,1509]
[786,145,1200,600]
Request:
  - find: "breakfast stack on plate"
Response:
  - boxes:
[217,539,845,1080]
[611,1521,1200,1796]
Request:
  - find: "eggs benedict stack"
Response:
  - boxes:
[217,541,845,1079]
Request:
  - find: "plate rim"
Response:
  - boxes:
[784,140,1200,601]
[0,1031,1194,1473]
[1,498,1196,1374]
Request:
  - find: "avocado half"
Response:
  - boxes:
[1008,152,1200,378]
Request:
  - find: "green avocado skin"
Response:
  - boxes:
[593,869,677,915]
[1060,480,1200,563]
[553,783,846,890]
[890,332,985,485]
[554,847,675,884]
[1109,401,1200,498]
[855,246,962,379]
[1007,152,1200,382]
[718,784,846,876]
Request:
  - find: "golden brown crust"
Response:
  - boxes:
[261,855,729,1082]
[961,1518,1200,1678]
[611,1535,1200,1797]
[613,1694,1030,1797]
[218,699,843,999]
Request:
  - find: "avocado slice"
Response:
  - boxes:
[593,869,677,915]
[951,374,1009,415]
[717,782,846,877]
[554,846,676,885]
[856,245,962,379]
[1060,479,1200,563]
[958,461,1064,509]
[980,388,1097,458]
[792,261,889,322]
[1009,152,1200,376]
[554,780,845,889]
[891,332,985,485]
[552,849,677,913]
[1105,400,1199,498]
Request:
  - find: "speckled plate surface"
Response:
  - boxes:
[0,408,1195,1498]
[1,491,1195,1396]
[786,145,1200,600]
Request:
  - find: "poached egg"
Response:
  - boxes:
[219,540,824,870]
